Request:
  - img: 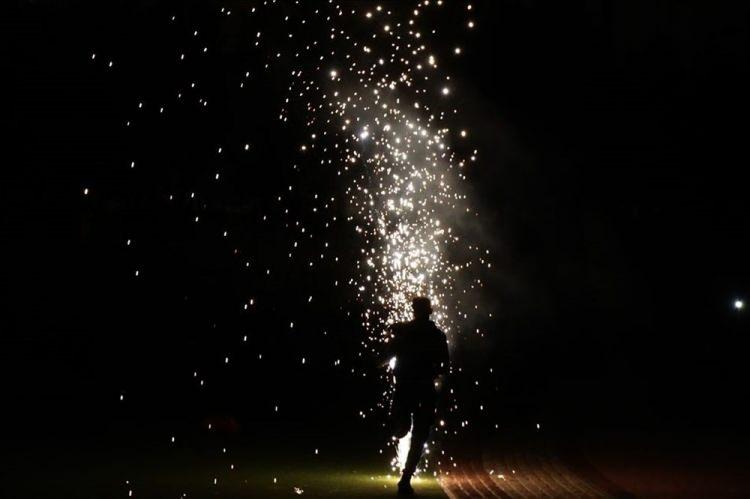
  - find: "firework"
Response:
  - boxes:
[93,0,491,492]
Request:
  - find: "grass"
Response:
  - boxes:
[11,429,447,498]
[208,468,446,498]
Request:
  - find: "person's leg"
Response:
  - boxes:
[390,388,412,439]
[402,400,432,476]
[404,408,432,475]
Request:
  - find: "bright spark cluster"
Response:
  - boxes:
[281,0,485,359]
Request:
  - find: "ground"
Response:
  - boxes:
[7,421,446,499]
[7,421,750,498]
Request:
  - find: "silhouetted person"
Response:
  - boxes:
[385,297,449,495]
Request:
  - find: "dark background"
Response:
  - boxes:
[4,0,749,461]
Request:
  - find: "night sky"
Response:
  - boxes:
[4,1,750,496]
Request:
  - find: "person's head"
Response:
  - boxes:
[411,296,433,320]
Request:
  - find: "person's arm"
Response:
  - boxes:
[379,325,399,368]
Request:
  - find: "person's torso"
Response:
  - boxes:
[392,320,444,383]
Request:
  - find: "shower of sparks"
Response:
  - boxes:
[275,0,488,357]
[91,0,493,492]
[395,431,413,473]
[274,0,490,469]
